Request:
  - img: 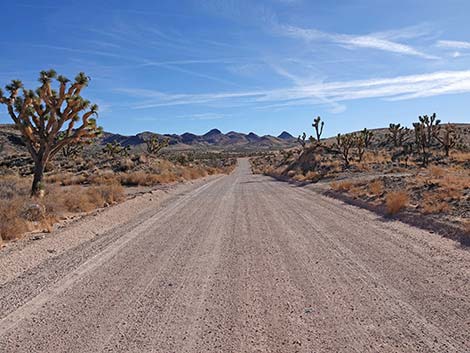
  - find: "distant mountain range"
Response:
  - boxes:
[101,128,297,151]
[0,125,297,154]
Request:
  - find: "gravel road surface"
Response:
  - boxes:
[1,159,469,352]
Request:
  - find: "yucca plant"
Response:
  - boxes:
[0,70,102,196]
[146,136,169,155]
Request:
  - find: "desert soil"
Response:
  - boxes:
[1,159,469,353]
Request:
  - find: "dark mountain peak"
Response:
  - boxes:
[246,132,261,141]
[278,131,294,140]
[181,132,199,139]
[181,132,200,144]
[203,128,222,137]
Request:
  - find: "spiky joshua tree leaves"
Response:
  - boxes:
[413,113,440,167]
[387,123,408,148]
[434,123,460,157]
[146,136,169,156]
[335,133,355,167]
[297,132,307,150]
[0,70,101,196]
[360,128,373,149]
[311,116,324,144]
[103,141,130,157]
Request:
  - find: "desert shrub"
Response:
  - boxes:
[429,165,446,178]
[179,167,207,180]
[330,181,353,192]
[422,200,450,214]
[97,183,125,204]
[117,158,134,172]
[43,184,125,216]
[61,186,97,213]
[0,176,30,241]
[304,171,321,181]
[120,172,161,186]
[0,175,29,199]
[368,179,384,196]
[0,198,29,241]
[386,191,409,215]
[293,171,320,182]
[451,151,470,163]
[464,221,470,235]
[348,186,367,198]
[87,170,119,185]
[46,173,87,186]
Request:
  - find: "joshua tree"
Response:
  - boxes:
[146,136,169,156]
[413,113,441,166]
[61,143,83,158]
[354,133,366,162]
[391,142,413,167]
[57,129,99,158]
[311,116,324,144]
[387,123,408,148]
[0,70,101,196]
[103,141,130,157]
[419,113,441,145]
[297,132,307,150]
[335,133,355,167]
[434,123,459,157]
[360,128,374,148]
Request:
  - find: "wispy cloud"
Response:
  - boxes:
[185,113,226,121]
[134,113,226,122]
[278,25,438,59]
[118,70,470,111]
[436,40,470,49]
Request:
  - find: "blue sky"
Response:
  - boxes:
[1,0,470,137]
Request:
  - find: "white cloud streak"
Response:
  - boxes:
[118,70,470,111]
[278,25,438,59]
[437,40,470,49]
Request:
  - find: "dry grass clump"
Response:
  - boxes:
[0,198,29,241]
[0,175,125,242]
[421,190,454,215]
[0,175,30,241]
[87,170,119,185]
[422,200,450,215]
[45,184,125,214]
[368,179,384,196]
[348,185,367,198]
[46,172,87,186]
[451,151,470,163]
[362,151,390,165]
[330,181,353,192]
[429,165,446,178]
[293,171,321,182]
[464,221,470,236]
[178,166,208,180]
[120,171,163,186]
[386,191,409,215]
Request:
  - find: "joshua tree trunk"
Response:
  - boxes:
[30,146,50,197]
[31,161,46,197]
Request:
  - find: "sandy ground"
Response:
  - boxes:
[1,159,470,352]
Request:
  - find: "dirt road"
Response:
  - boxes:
[1,159,470,352]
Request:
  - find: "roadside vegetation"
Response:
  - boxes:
[251,115,470,238]
[0,70,236,244]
